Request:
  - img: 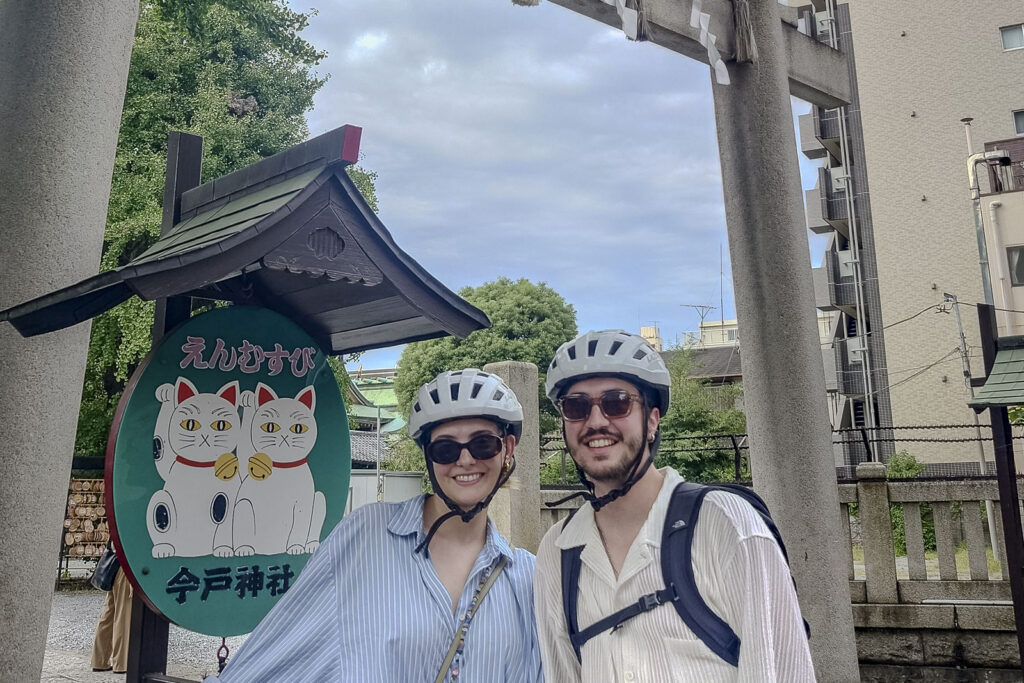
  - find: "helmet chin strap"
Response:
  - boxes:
[547,402,658,512]
[415,453,516,556]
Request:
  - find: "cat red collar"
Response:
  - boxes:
[273,458,308,469]
[175,455,308,469]
[175,455,215,468]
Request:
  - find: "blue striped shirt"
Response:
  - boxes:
[210,495,543,682]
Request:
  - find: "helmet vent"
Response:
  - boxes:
[567,346,577,360]
[429,388,440,404]
[633,349,647,360]
[492,389,505,401]
[587,340,598,357]
[609,340,623,355]
[470,383,483,399]
[450,384,460,401]
[413,402,421,413]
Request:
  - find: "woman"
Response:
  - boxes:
[212,369,542,682]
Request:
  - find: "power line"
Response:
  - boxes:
[819,303,945,348]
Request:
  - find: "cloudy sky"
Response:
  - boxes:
[291,0,823,369]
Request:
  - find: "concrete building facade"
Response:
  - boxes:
[799,1,1024,467]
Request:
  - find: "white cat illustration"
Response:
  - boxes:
[232,383,326,556]
[146,378,242,558]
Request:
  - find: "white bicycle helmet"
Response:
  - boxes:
[408,369,524,443]
[545,330,671,414]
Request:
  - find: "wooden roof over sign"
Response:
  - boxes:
[970,335,1024,411]
[0,126,490,354]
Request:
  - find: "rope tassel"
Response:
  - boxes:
[732,0,758,63]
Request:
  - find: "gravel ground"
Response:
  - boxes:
[43,589,248,682]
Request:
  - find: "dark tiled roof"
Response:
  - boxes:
[0,127,490,354]
[349,430,394,465]
[661,345,742,381]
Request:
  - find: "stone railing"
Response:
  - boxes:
[541,467,1022,673]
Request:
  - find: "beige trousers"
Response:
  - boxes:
[91,569,133,672]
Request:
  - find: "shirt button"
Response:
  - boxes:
[624,672,635,681]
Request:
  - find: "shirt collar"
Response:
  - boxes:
[387,494,515,564]
[553,467,684,551]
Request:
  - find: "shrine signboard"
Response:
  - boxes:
[106,306,351,636]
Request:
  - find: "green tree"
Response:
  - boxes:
[74,2,376,456]
[394,277,578,436]
[655,347,747,482]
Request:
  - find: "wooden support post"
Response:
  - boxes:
[126,132,202,683]
[976,303,1024,677]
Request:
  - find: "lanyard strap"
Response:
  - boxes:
[435,555,509,683]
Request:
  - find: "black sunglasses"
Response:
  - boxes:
[557,390,642,422]
[425,433,504,465]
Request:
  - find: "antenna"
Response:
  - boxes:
[681,304,716,346]
[720,243,725,327]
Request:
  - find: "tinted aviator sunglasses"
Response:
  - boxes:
[425,433,505,465]
[558,390,642,422]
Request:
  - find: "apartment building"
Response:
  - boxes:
[798,1,1024,467]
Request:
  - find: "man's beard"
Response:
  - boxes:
[568,427,646,485]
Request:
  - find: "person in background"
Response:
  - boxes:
[209,368,542,682]
[91,556,133,673]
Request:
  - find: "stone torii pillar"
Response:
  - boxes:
[540,0,860,678]
[0,2,139,679]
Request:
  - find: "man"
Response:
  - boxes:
[534,329,814,681]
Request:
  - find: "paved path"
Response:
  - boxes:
[43,589,247,682]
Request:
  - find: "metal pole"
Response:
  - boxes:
[977,303,1024,677]
[709,1,859,676]
[946,293,1000,554]
[376,406,383,502]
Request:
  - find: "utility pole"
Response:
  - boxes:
[945,293,999,554]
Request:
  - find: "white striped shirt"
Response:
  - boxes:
[534,468,815,682]
[210,495,542,682]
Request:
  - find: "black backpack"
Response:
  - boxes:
[560,481,808,666]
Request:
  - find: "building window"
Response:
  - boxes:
[1016,110,1024,136]
[1003,24,1024,51]
[1008,246,1024,286]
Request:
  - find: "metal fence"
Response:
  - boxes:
[540,424,1014,485]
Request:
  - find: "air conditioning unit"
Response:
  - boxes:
[837,249,855,278]
[830,165,848,191]
[847,335,866,361]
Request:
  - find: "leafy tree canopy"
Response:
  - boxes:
[75,1,375,456]
[654,347,747,482]
[394,277,578,430]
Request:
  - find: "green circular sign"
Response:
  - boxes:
[107,306,350,636]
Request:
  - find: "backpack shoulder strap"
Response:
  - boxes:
[662,481,742,667]
[705,484,810,638]
[560,545,585,662]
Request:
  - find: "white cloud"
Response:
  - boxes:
[346,31,388,60]
[296,0,816,349]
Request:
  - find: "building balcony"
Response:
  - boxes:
[799,112,826,160]
[834,341,866,396]
[805,182,829,234]
[824,249,858,310]
[818,166,850,235]
[821,345,838,393]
